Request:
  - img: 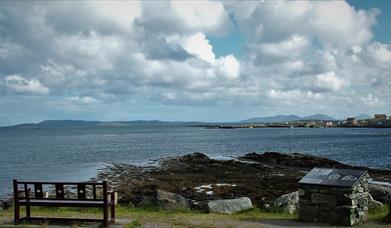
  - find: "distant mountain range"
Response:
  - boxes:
[1,113,374,128]
[354,114,372,120]
[239,114,337,123]
[1,120,205,129]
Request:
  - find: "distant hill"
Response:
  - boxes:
[240,114,336,123]
[1,119,208,129]
[38,120,101,128]
[355,114,372,120]
[301,114,335,121]
[240,115,301,123]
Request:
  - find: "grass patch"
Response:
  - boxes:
[368,203,389,222]
[0,205,297,227]
[0,203,389,226]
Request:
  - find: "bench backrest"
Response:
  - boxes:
[13,180,107,201]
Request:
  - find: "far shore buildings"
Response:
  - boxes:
[346,117,358,126]
[374,114,387,121]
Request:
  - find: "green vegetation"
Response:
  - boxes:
[368,203,389,222]
[0,204,389,227]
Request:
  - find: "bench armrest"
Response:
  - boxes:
[107,191,117,205]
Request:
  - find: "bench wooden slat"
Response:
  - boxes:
[93,184,97,200]
[17,181,104,185]
[19,199,105,207]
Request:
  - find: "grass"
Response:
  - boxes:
[368,203,389,221]
[0,205,296,227]
[0,204,389,227]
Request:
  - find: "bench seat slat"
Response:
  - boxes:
[19,199,105,207]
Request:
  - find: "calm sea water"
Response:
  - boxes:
[1,126,391,196]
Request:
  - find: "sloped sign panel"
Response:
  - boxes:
[299,167,367,188]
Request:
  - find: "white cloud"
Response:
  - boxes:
[259,34,309,58]
[137,0,232,35]
[171,0,229,35]
[267,89,323,100]
[2,75,49,95]
[0,0,390,124]
[216,54,240,80]
[68,96,97,104]
[54,32,124,70]
[0,40,23,59]
[309,1,378,47]
[39,60,87,87]
[87,1,141,31]
[360,93,385,107]
[315,71,346,91]
[230,1,378,48]
[366,42,391,68]
[179,32,216,64]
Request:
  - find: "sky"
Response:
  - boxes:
[0,1,391,126]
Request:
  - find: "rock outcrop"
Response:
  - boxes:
[273,191,299,214]
[95,152,391,209]
[369,184,391,203]
[240,152,352,168]
[155,190,190,210]
[208,197,253,214]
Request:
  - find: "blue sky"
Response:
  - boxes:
[0,1,391,126]
[349,0,391,43]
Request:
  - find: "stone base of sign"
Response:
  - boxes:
[299,174,369,226]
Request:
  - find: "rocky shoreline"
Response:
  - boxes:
[93,152,391,212]
[2,151,390,216]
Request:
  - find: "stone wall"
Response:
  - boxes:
[299,174,369,226]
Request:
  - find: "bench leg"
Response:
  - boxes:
[14,203,20,225]
[26,204,31,218]
[111,204,115,223]
[103,205,108,227]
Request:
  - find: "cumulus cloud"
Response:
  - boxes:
[67,96,97,104]
[366,42,391,68]
[0,0,390,125]
[229,1,378,47]
[1,75,49,95]
[267,89,323,100]
[179,32,216,64]
[315,72,347,92]
[259,34,309,58]
[360,93,385,107]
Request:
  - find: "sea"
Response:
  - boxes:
[1,125,391,196]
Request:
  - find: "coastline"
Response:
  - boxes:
[93,152,391,209]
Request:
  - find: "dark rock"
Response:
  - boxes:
[179,152,211,164]
[190,200,209,211]
[368,184,391,203]
[96,152,391,210]
[156,190,189,210]
[0,197,12,210]
[119,185,190,210]
[241,152,351,168]
[117,184,157,206]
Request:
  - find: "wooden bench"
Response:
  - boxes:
[13,179,116,227]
